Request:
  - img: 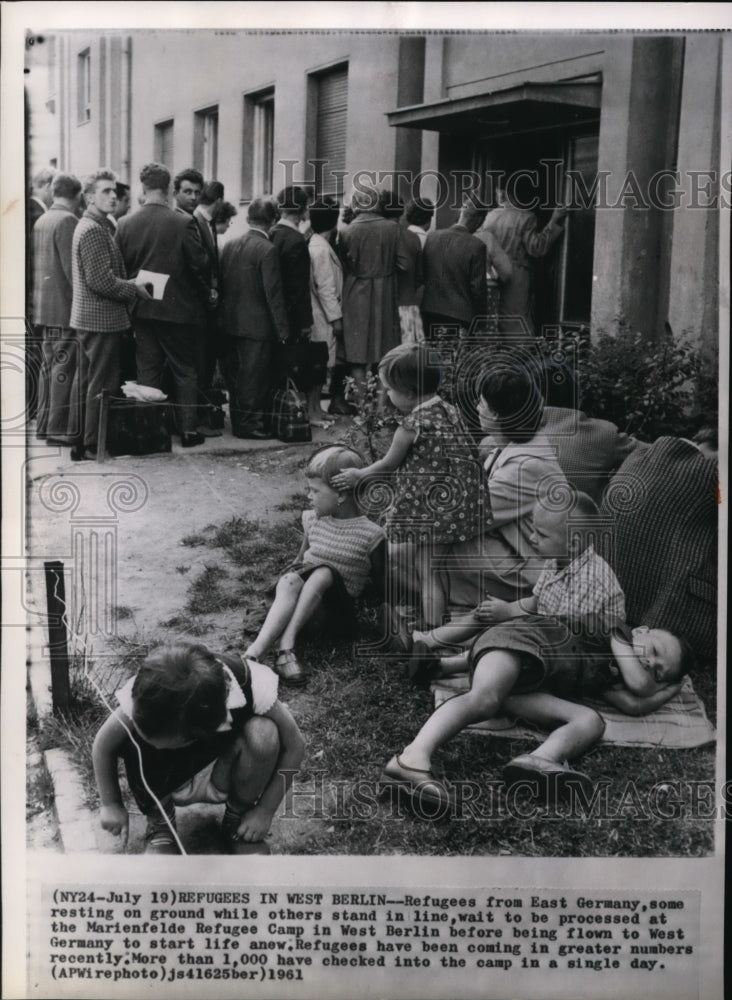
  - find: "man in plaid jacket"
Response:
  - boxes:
[70,170,150,459]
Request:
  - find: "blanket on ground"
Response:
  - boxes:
[432,674,715,748]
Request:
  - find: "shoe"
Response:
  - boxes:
[274,649,307,686]
[220,804,272,855]
[144,803,181,854]
[70,445,96,461]
[380,755,453,813]
[196,425,223,438]
[181,431,205,447]
[502,753,594,804]
[233,428,271,440]
[384,605,413,655]
[407,640,441,689]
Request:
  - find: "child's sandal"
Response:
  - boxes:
[274,649,307,687]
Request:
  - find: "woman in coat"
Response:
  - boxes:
[340,189,407,393]
[307,198,343,425]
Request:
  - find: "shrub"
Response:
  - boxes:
[545,324,717,440]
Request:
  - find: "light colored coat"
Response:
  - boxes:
[308,233,343,367]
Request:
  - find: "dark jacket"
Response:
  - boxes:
[270,222,313,337]
[32,205,78,327]
[116,202,211,326]
[421,224,487,325]
[218,228,289,342]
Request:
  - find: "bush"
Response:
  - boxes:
[546,324,717,440]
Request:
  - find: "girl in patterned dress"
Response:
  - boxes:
[333,343,486,629]
[244,447,386,687]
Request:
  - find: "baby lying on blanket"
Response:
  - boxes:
[383,490,696,809]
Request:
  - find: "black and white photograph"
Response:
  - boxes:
[2,3,728,999]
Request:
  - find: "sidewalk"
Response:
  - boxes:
[25,411,353,854]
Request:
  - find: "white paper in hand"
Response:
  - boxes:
[136,269,170,299]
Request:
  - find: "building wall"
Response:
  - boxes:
[125,30,400,228]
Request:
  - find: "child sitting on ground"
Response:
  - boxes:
[92,641,305,854]
[332,343,485,630]
[408,490,625,683]
[382,490,695,807]
[244,446,387,686]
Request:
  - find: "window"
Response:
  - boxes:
[242,88,275,198]
[194,105,219,180]
[154,119,175,170]
[309,63,348,196]
[77,48,91,123]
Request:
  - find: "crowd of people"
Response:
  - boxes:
[29,160,569,457]
[28,163,717,855]
[88,344,716,854]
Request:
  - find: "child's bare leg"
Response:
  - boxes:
[245,572,303,659]
[503,692,606,763]
[414,611,482,650]
[213,717,280,809]
[277,567,334,651]
[399,650,522,771]
[416,543,448,629]
[437,652,471,675]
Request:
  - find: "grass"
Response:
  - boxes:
[42,508,718,857]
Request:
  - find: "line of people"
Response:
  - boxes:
[30,160,571,458]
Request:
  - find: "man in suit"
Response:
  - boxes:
[271,185,313,343]
[218,198,289,438]
[421,197,488,340]
[70,170,151,459]
[32,172,82,444]
[192,181,225,430]
[173,168,204,218]
[27,167,57,418]
[116,162,214,447]
[420,197,488,427]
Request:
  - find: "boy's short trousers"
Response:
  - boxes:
[170,759,229,807]
[285,561,358,637]
[468,616,617,699]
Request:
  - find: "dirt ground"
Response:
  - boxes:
[25,422,347,853]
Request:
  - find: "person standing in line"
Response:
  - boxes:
[482,176,568,336]
[70,170,151,460]
[218,198,290,439]
[27,166,57,419]
[116,162,214,448]
[307,198,343,425]
[32,172,82,445]
[192,181,225,434]
[340,188,406,398]
[173,168,204,218]
[270,185,313,341]
[419,196,489,428]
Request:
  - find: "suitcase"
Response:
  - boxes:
[265,379,312,443]
[106,399,172,456]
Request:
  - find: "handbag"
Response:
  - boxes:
[266,378,312,443]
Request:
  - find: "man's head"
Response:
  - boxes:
[458,194,487,234]
[276,185,310,220]
[113,182,131,219]
[32,167,57,206]
[51,173,82,206]
[139,162,171,197]
[82,169,118,215]
[198,180,225,209]
[630,626,695,685]
[173,168,204,214]
[247,197,278,232]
